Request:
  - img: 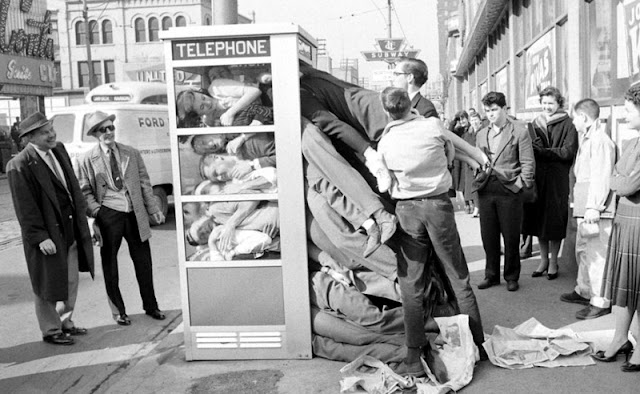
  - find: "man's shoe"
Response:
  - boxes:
[116,314,131,326]
[146,309,166,320]
[62,326,88,336]
[520,252,532,259]
[363,224,381,258]
[477,279,499,289]
[560,291,590,306]
[373,209,397,244]
[507,280,519,292]
[43,332,74,345]
[576,305,611,320]
[393,361,426,378]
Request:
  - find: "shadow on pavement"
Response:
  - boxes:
[0,309,182,367]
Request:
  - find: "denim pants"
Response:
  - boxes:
[395,193,484,347]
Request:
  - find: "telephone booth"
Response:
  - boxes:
[161,24,316,360]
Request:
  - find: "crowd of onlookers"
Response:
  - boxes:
[447,83,640,373]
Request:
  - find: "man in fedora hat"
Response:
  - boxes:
[7,112,95,345]
[76,111,166,326]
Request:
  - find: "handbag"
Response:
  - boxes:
[521,183,538,203]
[472,166,493,192]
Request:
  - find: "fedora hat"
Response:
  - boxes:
[84,111,116,136]
[18,112,51,139]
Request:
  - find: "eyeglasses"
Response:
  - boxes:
[96,125,115,133]
[392,71,410,76]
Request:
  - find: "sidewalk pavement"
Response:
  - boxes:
[1,205,639,393]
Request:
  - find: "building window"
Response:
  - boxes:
[104,60,115,83]
[162,16,172,30]
[54,61,61,88]
[176,16,186,27]
[102,20,113,44]
[75,21,85,45]
[148,17,159,42]
[89,20,99,44]
[78,61,102,88]
[135,17,146,42]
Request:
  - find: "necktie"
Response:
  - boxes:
[46,151,66,188]
[109,149,123,190]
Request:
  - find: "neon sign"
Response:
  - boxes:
[0,0,54,60]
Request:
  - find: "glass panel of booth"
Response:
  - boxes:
[181,197,281,263]
[171,62,274,129]
[177,131,277,195]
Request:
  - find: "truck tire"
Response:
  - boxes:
[150,186,168,226]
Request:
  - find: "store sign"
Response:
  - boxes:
[0,53,55,87]
[525,30,554,108]
[625,0,640,77]
[172,37,271,60]
[361,37,420,63]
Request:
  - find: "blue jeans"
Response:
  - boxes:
[395,193,484,347]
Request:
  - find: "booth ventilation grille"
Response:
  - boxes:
[195,331,282,348]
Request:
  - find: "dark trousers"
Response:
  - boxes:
[97,206,158,315]
[395,194,484,347]
[478,177,523,282]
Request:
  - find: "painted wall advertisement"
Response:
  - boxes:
[525,30,554,109]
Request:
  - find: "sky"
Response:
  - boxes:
[238,0,440,85]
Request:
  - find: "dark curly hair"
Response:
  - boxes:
[539,86,565,108]
[624,83,640,108]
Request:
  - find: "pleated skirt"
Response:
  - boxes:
[602,201,640,311]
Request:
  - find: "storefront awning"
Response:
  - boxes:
[454,0,508,78]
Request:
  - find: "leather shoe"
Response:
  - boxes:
[576,305,611,320]
[393,360,426,378]
[621,361,640,372]
[43,332,74,345]
[146,309,166,320]
[116,314,131,326]
[62,326,88,336]
[507,280,519,292]
[560,291,590,306]
[363,224,381,258]
[373,209,397,244]
[477,278,499,289]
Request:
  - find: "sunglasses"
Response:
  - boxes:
[96,124,115,133]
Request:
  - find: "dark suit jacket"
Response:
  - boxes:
[7,142,94,301]
[412,94,438,119]
[476,118,535,193]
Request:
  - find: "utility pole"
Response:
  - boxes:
[212,0,238,25]
[82,0,96,89]
[388,0,392,38]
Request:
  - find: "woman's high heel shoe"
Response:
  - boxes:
[621,361,640,372]
[531,269,547,278]
[591,341,633,362]
[547,272,558,280]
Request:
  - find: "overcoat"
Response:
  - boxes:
[76,142,160,243]
[522,114,578,239]
[7,142,94,301]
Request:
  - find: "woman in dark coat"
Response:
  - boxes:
[462,111,482,216]
[448,110,470,203]
[523,86,578,279]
